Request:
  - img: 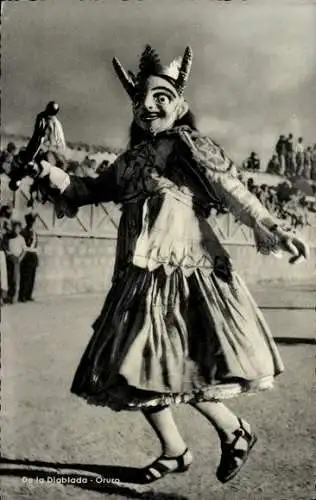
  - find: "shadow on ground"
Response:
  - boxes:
[274,337,316,345]
[0,457,189,500]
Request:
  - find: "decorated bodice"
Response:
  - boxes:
[61,126,280,279]
[113,129,235,278]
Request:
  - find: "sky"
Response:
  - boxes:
[1,0,316,164]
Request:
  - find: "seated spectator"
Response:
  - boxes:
[266,187,279,214]
[247,177,255,193]
[96,160,110,174]
[298,197,311,226]
[256,184,268,204]
[266,154,280,175]
[295,137,305,177]
[246,152,260,171]
[75,156,98,178]
[283,193,300,227]
[253,185,262,199]
[88,158,98,178]
[276,180,294,206]
[66,160,80,175]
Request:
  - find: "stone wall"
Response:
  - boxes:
[35,235,315,297]
[36,236,116,296]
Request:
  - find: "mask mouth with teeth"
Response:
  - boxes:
[112,45,193,136]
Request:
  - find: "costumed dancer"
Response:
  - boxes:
[17,101,67,208]
[28,46,309,484]
[23,101,66,164]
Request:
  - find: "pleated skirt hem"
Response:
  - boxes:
[71,373,281,411]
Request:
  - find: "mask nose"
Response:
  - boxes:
[143,93,156,112]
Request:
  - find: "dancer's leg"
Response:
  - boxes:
[191,400,256,483]
[142,406,193,481]
[142,406,188,456]
[191,401,251,444]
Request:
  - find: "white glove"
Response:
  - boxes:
[254,219,309,264]
[274,226,309,264]
[39,160,70,193]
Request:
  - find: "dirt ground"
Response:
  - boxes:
[1,283,316,500]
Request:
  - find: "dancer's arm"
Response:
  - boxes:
[179,129,309,261]
[36,156,122,209]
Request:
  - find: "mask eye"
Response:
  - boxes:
[154,93,171,105]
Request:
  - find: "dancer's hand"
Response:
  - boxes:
[275,228,309,264]
[38,160,70,193]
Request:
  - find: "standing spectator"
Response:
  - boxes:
[275,135,286,175]
[303,146,312,179]
[5,221,27,304]
[295,137,305,177]
[0,142,17,175]
[19,214,39,302]
[0,204,13,234]
[266,155,280,175]
[286,133,294,154]
[311,144,316,182]
[0,230,8,306]
[285,133,295,177]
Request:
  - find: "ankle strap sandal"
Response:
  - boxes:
[216,418,258,483]
[141,448,193,484]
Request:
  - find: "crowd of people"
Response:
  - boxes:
[244,134,316,180]
[2,133,316,182]
[64,155,111,177]
[0,204,39,306]
[0,141,112,178]
[237,176,314,228]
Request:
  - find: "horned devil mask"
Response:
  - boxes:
[112,46,194,134]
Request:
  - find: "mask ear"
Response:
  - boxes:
[176,100,189,121]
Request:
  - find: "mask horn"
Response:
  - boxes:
[112,57,135,99]
[176,46,193,95]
